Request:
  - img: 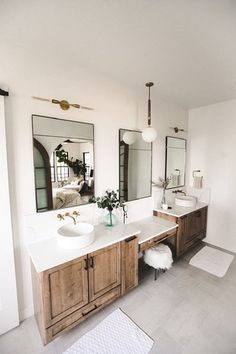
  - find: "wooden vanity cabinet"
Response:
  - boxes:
[179,207,207,254]
[88,243,121,301]
[121,236,138,295]
[32,238,138,344]
[154,206,208,256]
[42,255,89,328]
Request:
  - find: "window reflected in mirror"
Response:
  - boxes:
[119,129,152,202]
[165,136,186,189]
[32,115,94,212]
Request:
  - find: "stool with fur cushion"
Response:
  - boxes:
[144,243,173,280]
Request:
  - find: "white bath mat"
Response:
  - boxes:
[63,308,154,354]
[189,246,234,277]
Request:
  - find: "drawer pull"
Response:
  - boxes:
[84,258,89,270]
[125,236,137,242]
[82,304,98,316]
[89,256,94,268]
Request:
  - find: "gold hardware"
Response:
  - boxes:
[170,126,187,133]
[57,213,65,221]
[57,210,79,225]
[65,212,77,225]
[32,96,94,111]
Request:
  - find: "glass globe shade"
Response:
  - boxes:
[142,127,157,142]
[123,131,137,145]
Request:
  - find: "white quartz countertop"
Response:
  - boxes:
[27,216,177,273]
[154,201,208,218]
[131,216,177,244]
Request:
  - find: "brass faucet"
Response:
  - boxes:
[57,211,80,225]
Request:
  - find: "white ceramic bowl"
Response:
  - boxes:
[57,222,95,249]
[175,195,197,208]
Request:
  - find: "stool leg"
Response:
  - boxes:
[154,268,158,281]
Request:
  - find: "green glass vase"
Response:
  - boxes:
[104,210,117,227]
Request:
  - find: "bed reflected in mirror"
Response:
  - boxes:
[32,115,94,212]
[119,129,152,202]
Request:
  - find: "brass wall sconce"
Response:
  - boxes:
[170,126,187,133]
[32,96,94,111]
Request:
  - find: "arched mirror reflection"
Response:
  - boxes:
[32,115,94,212]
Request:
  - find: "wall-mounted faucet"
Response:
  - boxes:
[57,210,80,225]
[172,189,186,196]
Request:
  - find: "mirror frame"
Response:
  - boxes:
[165,136,187,190]
[31,114,95,212]
[119,128,153,203]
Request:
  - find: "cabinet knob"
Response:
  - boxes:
[67,292,72,297]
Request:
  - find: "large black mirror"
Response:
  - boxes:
[32,115,94,212]
[165,136,186,189]
[119,129,152,202]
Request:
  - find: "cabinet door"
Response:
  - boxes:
[121,236,138,295]
[88,243,121,301]
[185,208,207,243]
[179,207,208,253]
[43,255,89,326]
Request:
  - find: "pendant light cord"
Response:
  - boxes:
[148,85,151,126]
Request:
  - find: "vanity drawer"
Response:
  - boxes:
[139,229,177,252]
[46,286,121,342]
[184,231,206,250]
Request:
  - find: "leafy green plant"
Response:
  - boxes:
[92,190,124,212]
[91,190,124,226]
[55,144,86,176]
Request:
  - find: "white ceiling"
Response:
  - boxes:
[1,0,236,108]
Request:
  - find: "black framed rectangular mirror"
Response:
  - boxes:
[165,136,186,189]
[119,129,152,202]
[32,115,94,212]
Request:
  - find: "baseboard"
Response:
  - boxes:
[19,304,34,321]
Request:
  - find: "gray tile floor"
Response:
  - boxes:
[1,243,236,354]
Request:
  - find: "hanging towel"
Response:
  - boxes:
[172,174,180,186]
[193,176,203,189]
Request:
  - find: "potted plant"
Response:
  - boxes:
[92,190,123,227]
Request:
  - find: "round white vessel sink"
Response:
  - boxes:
[57,222,95,249]
[175,195,197,208]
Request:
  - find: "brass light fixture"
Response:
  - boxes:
[32,96,94,111]
[170,126,187,133]
[142,82,157,143]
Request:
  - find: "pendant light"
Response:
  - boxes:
[142,82,157,143]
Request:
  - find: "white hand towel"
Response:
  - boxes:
[193,176,203,189]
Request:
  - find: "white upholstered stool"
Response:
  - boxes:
[144,243,173,280]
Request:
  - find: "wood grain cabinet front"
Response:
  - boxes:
[88,243,121,301]
[31,242,123,344]
[43,256,89,327]
[155,206,208,256]
[121,236,139,295]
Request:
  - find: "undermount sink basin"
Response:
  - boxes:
[57,222,95,249]
[175,195,197,208]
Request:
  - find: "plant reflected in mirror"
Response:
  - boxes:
[32,115,94,212]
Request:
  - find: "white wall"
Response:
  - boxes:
[188,99,236,253]
[0,96,19,334]
[0,45,187,320]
